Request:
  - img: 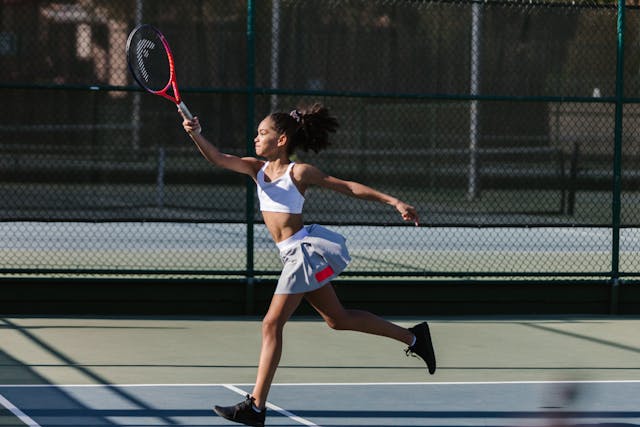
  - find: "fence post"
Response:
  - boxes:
[566,142,579,216]
[245,0,256,315]
[611,0,625,314]
[156,146,165,208]
[468,1,482,201]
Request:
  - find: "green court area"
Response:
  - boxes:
[1,316,639,385]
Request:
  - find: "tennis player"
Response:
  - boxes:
[180,103,435,427]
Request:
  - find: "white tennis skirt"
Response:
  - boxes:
[275,224,351,294]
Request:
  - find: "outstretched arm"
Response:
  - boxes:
[179,108,261,178]
[296,163,420,226]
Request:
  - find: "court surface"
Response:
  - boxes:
[1,316,639,426]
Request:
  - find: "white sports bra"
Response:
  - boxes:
[256,162,305,214]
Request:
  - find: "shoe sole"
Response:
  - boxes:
[213,406,264,427]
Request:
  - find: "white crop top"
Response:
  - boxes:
[256,162,305,213]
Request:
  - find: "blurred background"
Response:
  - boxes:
[1,0,639,314]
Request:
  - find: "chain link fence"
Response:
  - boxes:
[1,0,639,282]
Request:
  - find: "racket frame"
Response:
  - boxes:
[126,24,193,119]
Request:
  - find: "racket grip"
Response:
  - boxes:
[177,101,193,120]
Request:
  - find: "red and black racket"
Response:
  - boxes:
[126,24,193,119]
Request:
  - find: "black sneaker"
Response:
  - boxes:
[405,322,436,375]
[213,394,266,427]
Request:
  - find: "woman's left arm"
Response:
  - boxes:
[297,164,419,226]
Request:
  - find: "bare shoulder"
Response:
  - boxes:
[291,162,328,185]
[291,162,351,193]
[245,157,265,169]
[240,157,265,177]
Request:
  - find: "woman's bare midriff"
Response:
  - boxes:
[262,211,304,243]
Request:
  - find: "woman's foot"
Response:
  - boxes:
[213,394,266,427]
[405,322,436,374]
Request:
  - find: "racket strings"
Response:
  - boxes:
[135,38,156,84]
[128,29,170,92]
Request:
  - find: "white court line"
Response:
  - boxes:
[1,379,639,387]
[222,384,320,427]
[0,392,42,427]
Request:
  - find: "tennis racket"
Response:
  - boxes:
[126,24,193,119]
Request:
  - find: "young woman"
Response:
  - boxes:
[180,103,436,427]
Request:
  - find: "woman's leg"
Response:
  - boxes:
[251,292,305,409]
[304,283,414,345]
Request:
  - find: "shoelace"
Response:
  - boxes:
[405,345,417,357]
[234,395,255,414]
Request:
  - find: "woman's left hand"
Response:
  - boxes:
[396,201,419,226]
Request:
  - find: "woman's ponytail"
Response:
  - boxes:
[270,103,339,156]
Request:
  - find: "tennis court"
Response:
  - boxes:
[2,0,640,425]
[1,316,639,426]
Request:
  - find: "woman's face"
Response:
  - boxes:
[254,117,284,158]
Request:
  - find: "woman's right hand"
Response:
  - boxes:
[178,107,201,134]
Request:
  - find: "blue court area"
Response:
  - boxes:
[1,381,639,427]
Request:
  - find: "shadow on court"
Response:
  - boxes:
[0,345,119,426]
[1,383,638,427]
[0,318,184,426]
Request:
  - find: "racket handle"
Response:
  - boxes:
[177,101,193,120]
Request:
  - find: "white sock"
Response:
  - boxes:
[409,334,417,347]
[252,404,263,413]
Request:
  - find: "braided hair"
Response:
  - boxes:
[269,103,339,156]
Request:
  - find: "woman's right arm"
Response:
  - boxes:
[181,112,261,178]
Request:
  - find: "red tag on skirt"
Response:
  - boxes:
[315,265,335,283]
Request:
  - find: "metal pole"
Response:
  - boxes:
[468,2,482,201]
[270,0,280,112]
[131,0,143,151]
[156,147,165,208]
[245,0,256,315]
[611,0,625,314]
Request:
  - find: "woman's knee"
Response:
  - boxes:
[262,314,285,337]
[324,311,352,330]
